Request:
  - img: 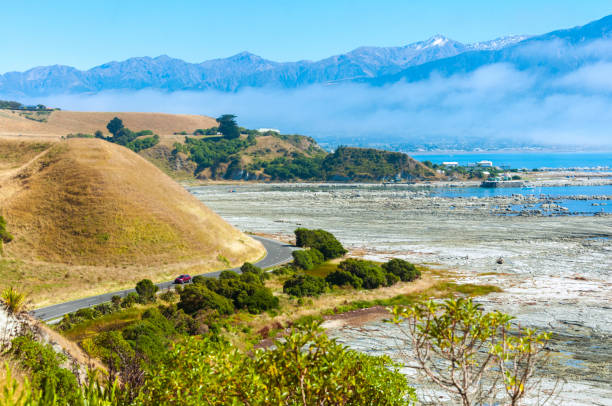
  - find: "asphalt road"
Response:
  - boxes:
[31,236,296,322]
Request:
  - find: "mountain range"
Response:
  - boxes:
[0,14,610,97]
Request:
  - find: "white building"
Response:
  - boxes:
[477,160,493,167]
[257,128,280,134]
[442,161,459,167]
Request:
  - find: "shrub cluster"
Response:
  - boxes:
[136,324,415,405]
[294,228,347,260]
[283,274,327,297]
[10,336,80,405]
[382,258,421,282]
[326,258,420,290]
[180,263,278,315]
[291,248,324,270]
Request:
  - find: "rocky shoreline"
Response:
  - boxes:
[190,182,612,405]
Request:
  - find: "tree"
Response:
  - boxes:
[106,117,124,137]
[294,228,347,260]
[135,279,158,303]
[217,114,240,139]
[390,298,553,406]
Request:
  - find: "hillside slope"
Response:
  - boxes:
[0,109,217,140]
[0,138,263,305]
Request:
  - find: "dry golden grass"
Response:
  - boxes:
[0,110,217,143]
[0,138,264,306]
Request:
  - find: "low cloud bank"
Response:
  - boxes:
[16,61,612,149]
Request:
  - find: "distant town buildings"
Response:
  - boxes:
[477,160,493,167]
[442,161,459,167]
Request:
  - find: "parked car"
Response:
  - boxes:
[174,274,192,284]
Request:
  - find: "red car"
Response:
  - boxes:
[174,274,192,284]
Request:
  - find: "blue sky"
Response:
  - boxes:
[2,0,611,73]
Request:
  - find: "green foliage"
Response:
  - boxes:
[0,363,121,406]
[283,274,327,297]
[292,248,324,270]
[179,135,255,174]
[193,274,278,314]
[338,259,387,289]
[177,284,234,315]
[216,114,240,139]
[193,127,218,135]
[325,269,363,289]
[135,279,158,304]
[391,298,552,405]
[1,286,25,314]
[106,117,124,136]
[100,118,159,152]
[0,216,14,252]
[10,336,80,405]
[321,146,427,181]
[294,228,347,260]
[158,289,178,303]
[240,262,267,282]
[135,324,415,405]
[382,258,421,282]
[121,292,139,308]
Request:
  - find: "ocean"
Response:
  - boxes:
[410,152,612,169]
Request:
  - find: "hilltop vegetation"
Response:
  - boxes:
[166,116,436,182]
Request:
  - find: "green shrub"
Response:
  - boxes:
[135,279,158,303]
[111,295,122,308]
[338,259,387,289]
[121,292,139,308]
[0,215,14,244]
[382,258,421,282]
[294,228,347,260]
[325,270,363,289]
[283,274,327,297]
[136,324,415,405]
[178,284,234,315]
[219,270,239,279]
[240,262,267,281]
[10,336,80,405]
[385,272,401,286]
[292,248,324,270]
[242,287,279,314]
[159,289,178,303]
[75,307,96,320]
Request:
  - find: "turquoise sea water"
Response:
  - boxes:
[410,152,612,169]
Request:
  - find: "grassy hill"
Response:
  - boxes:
[0,109,217,140]
[171,134,438,181]
[0,138,263,306]
[0,106,437,182]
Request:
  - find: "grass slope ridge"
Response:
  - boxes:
[0,110,217,139]
[1,138,263,267]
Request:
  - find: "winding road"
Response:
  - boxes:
[31,236,296,322]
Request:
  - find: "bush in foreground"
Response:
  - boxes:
[283,274,327,297]
[135,324,416,405]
